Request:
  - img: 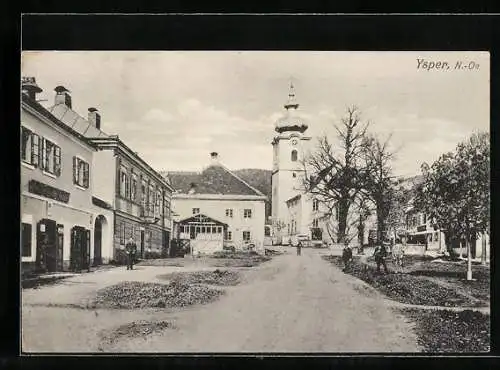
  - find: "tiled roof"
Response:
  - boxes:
[47,103,109,138]
[165,165,264,196]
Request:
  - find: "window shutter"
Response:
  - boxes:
[84,162,89,188]
[32,133,39,167]
[54,146,61,176]
[73,156,78,184]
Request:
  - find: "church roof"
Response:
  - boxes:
[47,103,109,138]
[164,164,265,197]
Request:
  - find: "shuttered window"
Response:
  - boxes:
[73,156,90,188]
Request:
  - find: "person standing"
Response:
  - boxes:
[125,237,137,270]
[373,243,388,273]
[296,241,302,256]
[342,245,353,271]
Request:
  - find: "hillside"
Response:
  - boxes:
[234,169,273,219]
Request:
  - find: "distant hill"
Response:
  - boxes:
[234,169,273,220]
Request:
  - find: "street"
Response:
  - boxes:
[22,248,420,353]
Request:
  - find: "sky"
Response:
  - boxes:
[21,51,489,177]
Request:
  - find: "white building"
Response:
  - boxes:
[165,153,267,254]
[21,78,114,273]
[47,85,174,261]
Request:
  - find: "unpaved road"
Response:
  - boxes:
[22,248,420,353]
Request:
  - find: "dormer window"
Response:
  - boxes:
[291,150,298,162]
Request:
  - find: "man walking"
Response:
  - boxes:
[373,243,389,273]
[125,237,137,270]
[342,245,353,271]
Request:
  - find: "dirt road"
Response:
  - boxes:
[22,248,420,353]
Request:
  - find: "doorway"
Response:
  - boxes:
[36,219,57,272]
[93,215,105,266]
[71,226,90,272]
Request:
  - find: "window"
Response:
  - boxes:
[312,219,319,228]
[21,223,32,257]
[120,171,127,197]
[21,127,40,167]
[244,209,252,218]
[313,199,319,211]
[243,231,251,242]
[141,182,146,207]
[291,150,298,162]
[73,157,90,188]
[42,138,61,176]
[225,209,233,217]
[131,176,137,201]
[120,223,126,244]
[225,230,232,241]
[192,208,200,215]
[292,172,297,178]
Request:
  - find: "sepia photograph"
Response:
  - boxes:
[20,50,490,353]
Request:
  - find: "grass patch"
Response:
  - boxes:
[93,281,224,309]
[402,308,490,353]
[322,255,484,307]
[98,320,176,349]
[158,269,240,286]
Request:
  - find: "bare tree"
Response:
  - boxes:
[362,133,398,245]
[302,106,370,245]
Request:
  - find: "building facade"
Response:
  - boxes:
[21,78,114,274]
[166,153,267,254]
[88,137,174,260]
[33,80,173,264]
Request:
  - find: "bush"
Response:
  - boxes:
[144,250,162,259]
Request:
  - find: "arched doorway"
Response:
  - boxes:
[93,215,107,266]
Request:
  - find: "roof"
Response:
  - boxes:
[176,213,228,226]
[47,103,109,138]
[21,93,96,149]
[165,164,265,197]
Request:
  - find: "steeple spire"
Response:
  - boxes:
[284,80,299,110]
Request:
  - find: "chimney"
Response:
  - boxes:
[210,151,220,165]
[88,107,101,130]
[21,77,43,100]
[54,86,72,108]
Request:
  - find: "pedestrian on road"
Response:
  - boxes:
[373,243,389,274]
[125,237,137,270]
[296,241,302,256]
[342,245,353,271]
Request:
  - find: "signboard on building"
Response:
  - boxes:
[28,180,70,203]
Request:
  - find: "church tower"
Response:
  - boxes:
[271,82,312,243]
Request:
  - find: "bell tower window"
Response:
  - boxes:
[291,150,298,162]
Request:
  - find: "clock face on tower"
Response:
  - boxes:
[291,139,298,145]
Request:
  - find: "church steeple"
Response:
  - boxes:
[284,81,299,110]
[275,81,308,134]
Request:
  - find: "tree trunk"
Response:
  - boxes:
[481,232,487,265]
[376,206,385,246]
[466,238,473,281]
[443,231,453,255]
[337,199,349,245]
[470,233,477,259]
